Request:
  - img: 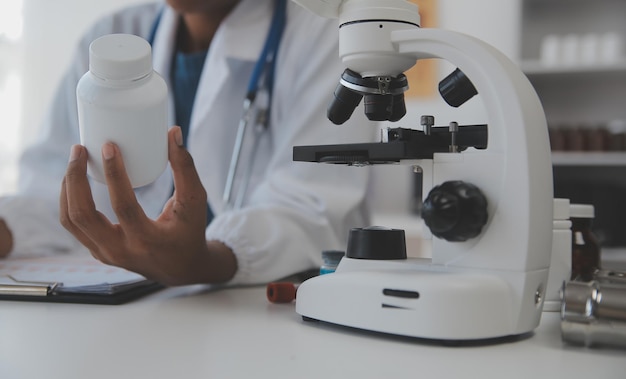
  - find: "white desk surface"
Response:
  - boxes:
[0,285,624,379]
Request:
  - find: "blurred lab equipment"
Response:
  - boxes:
[561,277,626,349]
[569,204,601,282]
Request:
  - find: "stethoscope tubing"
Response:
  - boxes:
[223,98,253,208]
[148,0,287,211]
[223,0,287,210]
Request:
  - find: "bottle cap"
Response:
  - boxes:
[569,204,595,219]
[266,282,297,303]
[89,34,152,81]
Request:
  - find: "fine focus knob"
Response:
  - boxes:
[422,181,488,242]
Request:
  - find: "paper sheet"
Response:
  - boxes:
[0,254,146,288]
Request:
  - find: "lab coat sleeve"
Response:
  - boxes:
[0,4,160,256]
[205,8,377,285]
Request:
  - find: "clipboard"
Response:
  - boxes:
[0,255,164,305]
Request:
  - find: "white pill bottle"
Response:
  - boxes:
[77,33,168,188]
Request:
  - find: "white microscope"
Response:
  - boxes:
[292,0,554,341]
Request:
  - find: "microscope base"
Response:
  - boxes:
[296,259,547,341]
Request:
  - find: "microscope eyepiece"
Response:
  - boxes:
[439,68,478,108]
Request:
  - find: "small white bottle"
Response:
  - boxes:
[77,33,168,188]
[544,198,572,312]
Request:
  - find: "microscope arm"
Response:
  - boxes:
[291,0,555,341]
[292,0,553,272]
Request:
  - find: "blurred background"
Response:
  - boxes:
[0,0,147,194]
[1,0,625,254]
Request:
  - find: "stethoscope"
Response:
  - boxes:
[224,0,287,210]
[149,0,287,211]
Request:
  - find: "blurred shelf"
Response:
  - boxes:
[551,152,626,166]
[521,59,626,76]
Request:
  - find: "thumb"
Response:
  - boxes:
[168,127,207,202]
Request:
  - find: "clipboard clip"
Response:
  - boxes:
[0,275,60,297]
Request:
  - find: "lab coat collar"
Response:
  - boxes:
[148,0,276,214]
[218,0,274,62]
[149,0,275,128]
[151,0,274,68]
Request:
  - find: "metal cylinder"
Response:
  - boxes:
[561,280,626,348]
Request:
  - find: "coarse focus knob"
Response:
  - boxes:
[422,181,488,242]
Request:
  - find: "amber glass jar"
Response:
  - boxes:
[569,204,601,281]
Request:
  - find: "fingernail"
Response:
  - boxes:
[69,145,81,162]
[102,143,115,160]
[174,126,184,147]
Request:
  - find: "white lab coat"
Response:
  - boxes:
[0,0,376,284]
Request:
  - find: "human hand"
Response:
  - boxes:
[60,127,237,286]
[0,219,13,258]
